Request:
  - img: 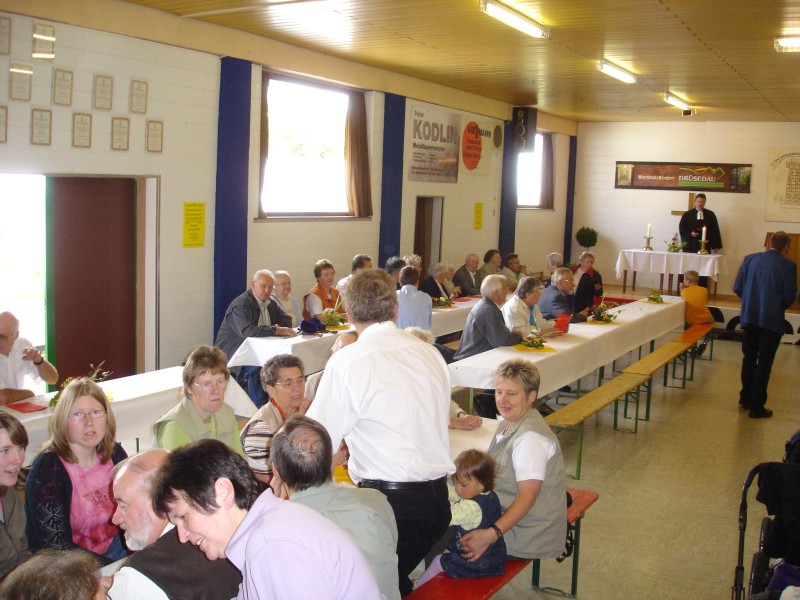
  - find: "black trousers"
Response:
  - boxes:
[740,325,783,410]
[361,477,451,597]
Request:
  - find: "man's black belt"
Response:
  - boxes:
[359,475,447,491]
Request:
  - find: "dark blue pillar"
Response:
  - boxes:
[214,57,251,336]
[379,93,406,267]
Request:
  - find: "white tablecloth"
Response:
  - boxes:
[448,297,685,394]
[615,250,726,280]
[4,366,256,466]
[228,297,482,372]
[431,297,480,337]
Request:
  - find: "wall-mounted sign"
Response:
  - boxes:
[407,103,460,183]
[615,161,751,193]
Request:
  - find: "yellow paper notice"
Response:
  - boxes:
[474,202,483,230]
[183,202,205,248]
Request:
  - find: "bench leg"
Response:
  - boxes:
[643,378,652,421]
[571,517,583,597]
[531,558,541,588]
[468,387,474,415]
[574,423,584,480]
[709,329,715,360]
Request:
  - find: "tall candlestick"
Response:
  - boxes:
[647,223,652,237]
[701,226,707,242]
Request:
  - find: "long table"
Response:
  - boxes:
[614,249,726,295]
[3,366,257,466]
[448,297,685,396]
[228,296,481,372]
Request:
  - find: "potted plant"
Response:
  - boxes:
[575,226,598,251]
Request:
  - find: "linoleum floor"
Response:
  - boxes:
[491,336,800,600]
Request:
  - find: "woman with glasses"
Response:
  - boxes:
[24,379,128,564]
[0,413,31,577]
[152,345,243,455]
[240,354,310,484]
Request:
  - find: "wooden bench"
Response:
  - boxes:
[622,340,693,420]
[545,372,649,479]
[672,322,717,379]
[407,487,599,600]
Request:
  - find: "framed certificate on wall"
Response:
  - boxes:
[0,106,7,143]
[53,69,73,106]
[31,109,52,146]
[111,116,129,151]
[94,74,113,110]
[72,112,92,148]
[130,80,148,114]
[146,119,163,153]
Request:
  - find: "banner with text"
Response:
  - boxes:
[615,161,752,193]
[408,103,460,183]
[766,148,800,222]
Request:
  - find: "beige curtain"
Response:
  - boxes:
[258,74,270,217]
[344,90,373,217]
[540,133,554,208]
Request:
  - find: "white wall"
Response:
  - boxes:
[574,121,800,294]
[0,11,220,367]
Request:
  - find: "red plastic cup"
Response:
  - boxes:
[555,313,571,335]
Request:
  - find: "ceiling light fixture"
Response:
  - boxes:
[774,36,800,52]
[664,93,691,111]
[596,60,636,84]
[480,0,550,39]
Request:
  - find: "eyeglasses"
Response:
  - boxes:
[69,409,106,422]
[193,379,228,392]
[273,377,306,388]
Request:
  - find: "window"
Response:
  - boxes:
[517,132,553,208]
[259,76,372,218]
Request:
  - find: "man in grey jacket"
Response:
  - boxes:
[214,270,295,407]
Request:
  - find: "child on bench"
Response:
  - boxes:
[416,450,507,587]
[680,269,715,356]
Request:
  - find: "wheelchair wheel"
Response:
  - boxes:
[759,517,772,551]
[749,551,771,596]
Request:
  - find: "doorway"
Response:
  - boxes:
[414,196,444,277]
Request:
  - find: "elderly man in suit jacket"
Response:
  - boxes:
[538,268,588,323]
[734,231,797,419]
[452,253,481,297]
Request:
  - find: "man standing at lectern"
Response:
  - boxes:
[679,193,723,254]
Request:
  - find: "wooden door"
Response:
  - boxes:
[47,177,136,385]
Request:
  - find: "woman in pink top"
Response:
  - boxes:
[24,379,128,565]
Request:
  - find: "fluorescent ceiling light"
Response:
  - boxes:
[32,53,55,60]
[775,36,800,52]
[32,32,56,42]
[480,0,550,39]
[596,60,636,84]
[9,66,33,74]
[664,93,691,111]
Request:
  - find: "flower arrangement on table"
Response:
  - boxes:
[665,233,686,253]
[590,301,619,323]
[646,289,664,303]
[432,296,453,308]
[320,308,348,328]
[50,361,113,407]
[520,332,554,349]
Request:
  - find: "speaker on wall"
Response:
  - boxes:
[511,106,537,152]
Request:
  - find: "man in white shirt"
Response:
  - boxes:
[307,269,454,597]
[108,450,242,600]
[0,312,58,405]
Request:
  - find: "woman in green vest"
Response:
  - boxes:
[459,359,567,561]
[153,345,243,455]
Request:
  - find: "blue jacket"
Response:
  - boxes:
[441,491,507,578]
[733,249,797,334]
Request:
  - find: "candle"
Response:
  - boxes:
[647,223,652,237]
[701,226,707,242]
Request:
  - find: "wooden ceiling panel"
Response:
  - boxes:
[122,0,800,122]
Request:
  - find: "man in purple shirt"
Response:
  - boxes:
[153,439,380,600]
